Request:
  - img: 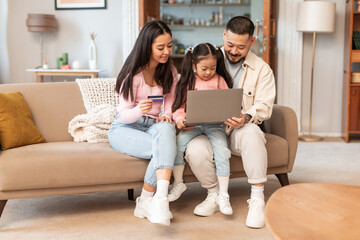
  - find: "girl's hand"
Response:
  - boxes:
[176,119,186,129]
[176,119,195,130]
[138,99,153,114]
[224,115,245,129]
[156,116,174,125]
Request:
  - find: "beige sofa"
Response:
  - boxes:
[0,82,298,218]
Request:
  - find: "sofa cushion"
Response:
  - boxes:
[0,92,46,150]
[0,142,149,191]
[0,134,288,191]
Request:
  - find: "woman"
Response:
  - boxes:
[108,20,177,226]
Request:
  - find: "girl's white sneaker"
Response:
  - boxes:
[168,182,187,202]
[217,192,233,215]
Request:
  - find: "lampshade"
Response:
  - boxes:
[296,1,336,33]
[26,14,57,32]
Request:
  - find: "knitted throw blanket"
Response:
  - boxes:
[68,104,116,143]
[68,78,119,143]
[75,78,119,112]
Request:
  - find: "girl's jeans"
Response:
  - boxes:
[175,124,231,176]
[108,116,177,186]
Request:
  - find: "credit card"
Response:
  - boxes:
[148,95,164,102]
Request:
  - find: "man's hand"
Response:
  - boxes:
[224,114,251,129]
[225,116,245,129]
[176,119,195,130]
[156,115,174,125]
[138,99,153,114]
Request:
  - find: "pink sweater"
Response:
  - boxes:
[173,74,229,123]
[116,68,178,124]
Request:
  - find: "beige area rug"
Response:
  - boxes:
[0,139,359,240]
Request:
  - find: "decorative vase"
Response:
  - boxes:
[89,39,98,70]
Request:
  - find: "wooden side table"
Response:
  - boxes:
[26,69,104,83]
[265,183,360,240]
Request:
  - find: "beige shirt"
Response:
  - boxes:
[223,49,276,125]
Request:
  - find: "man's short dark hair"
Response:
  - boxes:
[226,16,255,37]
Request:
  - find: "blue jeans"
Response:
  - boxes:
[175,124,231,176]
[108,115,177,186]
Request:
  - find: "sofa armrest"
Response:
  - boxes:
[263,104,298,172]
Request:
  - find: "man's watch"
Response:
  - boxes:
[244,114,252,123]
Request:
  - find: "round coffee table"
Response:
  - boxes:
[265,183,360,240]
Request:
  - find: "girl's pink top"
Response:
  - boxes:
[172,73,229,123]
[117,67,178,124]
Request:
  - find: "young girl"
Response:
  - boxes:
[170,43,234,215]
[108,20,178,226]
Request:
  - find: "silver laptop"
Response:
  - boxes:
[185,88,243,126]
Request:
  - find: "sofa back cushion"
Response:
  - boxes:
[0,82,86,142]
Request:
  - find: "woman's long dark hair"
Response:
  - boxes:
[115,20,174,101]
[172,43,232,112]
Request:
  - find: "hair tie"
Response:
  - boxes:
[187,47,192,53]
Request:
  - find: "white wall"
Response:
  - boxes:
[0,0,9,84]
[301,0,345,136]
[4,0,124,83]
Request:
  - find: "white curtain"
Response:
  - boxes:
[0,0,9,84]
[276,0,303,131]
[122,0,139,64]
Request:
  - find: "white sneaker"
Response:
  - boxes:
[134,197,152,219]
[246,198,265,228]
[217,192,233,215]
[168,182,187,202]
[148,195,172,226]
[193,192,219,217]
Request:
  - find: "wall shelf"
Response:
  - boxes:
[169,24,227,30]
[161,3,250,7]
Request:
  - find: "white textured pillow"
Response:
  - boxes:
[76,78,119,112]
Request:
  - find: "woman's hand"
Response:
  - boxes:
[224,115,245,129]
[138,99,153,114]
[176,119,195,130]
[156,115,174,125]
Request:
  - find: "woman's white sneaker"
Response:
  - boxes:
[217,192,233,215]
[148,195,172,226]
[134,197,152,219]
[246,198,265,228]
[168,182,187,202]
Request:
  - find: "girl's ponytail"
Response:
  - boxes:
[215,48,233,88]
[172,50,196,112]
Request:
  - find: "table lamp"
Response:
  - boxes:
[26,14,57,68]
[296,1,336,142]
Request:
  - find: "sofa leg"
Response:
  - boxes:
[275,173,290,187]
[127,189,134,201]
[0,200,7,218]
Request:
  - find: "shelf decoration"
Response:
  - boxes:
[89,32,98,70]
[353,31,360,50]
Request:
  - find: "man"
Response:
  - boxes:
[183,16,275,228]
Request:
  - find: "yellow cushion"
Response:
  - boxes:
[0,92,46,150]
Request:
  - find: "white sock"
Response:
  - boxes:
[218,176,230,194]
[140,188,154,200]
[173,165,185,184]
[155,179,170,197]
[207,185,219,194]
[251,185,264,200]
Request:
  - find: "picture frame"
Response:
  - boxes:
[55,0,106,10]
